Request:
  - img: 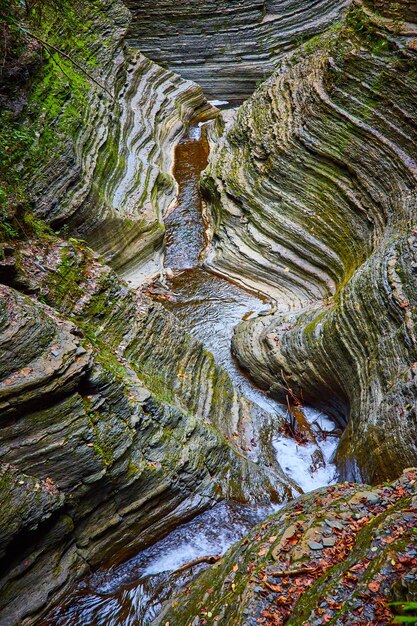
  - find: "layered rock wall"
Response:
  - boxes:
[203,3,417,482]
[366,0,417,21]
[16,0,211,282]
[0,237,291,625]
[0,2,296,623]
[124,0,349,99]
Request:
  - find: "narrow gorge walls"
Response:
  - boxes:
[0,2,295,623]
[124,0,349,100]
[2,0,417,624]
[203,0,417,483]
[8,0,211,283]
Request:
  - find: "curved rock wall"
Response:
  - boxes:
[20,0,210,283]
[124,0,349,99]
[0,2,299,622]
[0,238,292,625]
[203,3,417,482]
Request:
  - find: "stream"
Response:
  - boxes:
[43,106,339,626]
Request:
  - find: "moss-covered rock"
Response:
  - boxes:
[0,235,294,624]
[203,0,417,483]
[160,469,417,625]
[0,0,211,280]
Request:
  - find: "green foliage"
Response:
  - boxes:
[0,111,35,220]
[0,209,18,239]
[390,603,417,624]
[345,6,397,56]
[0,0,107,241]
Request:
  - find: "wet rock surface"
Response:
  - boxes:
[0,236,293,625]
[2,0,417,624]
[203,0,417,483]
[160,469,417,625]
[24,0,212,281]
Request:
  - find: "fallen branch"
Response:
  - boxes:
[175,555,222,573]
[270,567,317,578]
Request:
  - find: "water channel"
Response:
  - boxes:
[42,105,339,626]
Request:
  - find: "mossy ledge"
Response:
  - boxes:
[203,0,417,483]
[0,235,294,625]
[160,468,417,625]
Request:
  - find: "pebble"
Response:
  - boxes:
[323,537,336,547]
[365,493,380,503]
[325,519,344,531]
[308,541,324,550]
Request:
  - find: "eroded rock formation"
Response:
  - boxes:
[124,0,349,100]
[203,0,417,483]
[161,468,417,625]
[0,2,294,623]
[19,0,211,282]
[0,236,292,625]
[2,0,417,623]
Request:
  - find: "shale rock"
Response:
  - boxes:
[124,0,349,100]
[16,0,211,281]
[0,239,292,625]
[160,468,417,625]
[203,0,417,482]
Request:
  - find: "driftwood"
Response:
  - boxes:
[175,554,222,573]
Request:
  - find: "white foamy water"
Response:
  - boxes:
[45,503,279,626]
[45,119,342,626]
[208,99,229,106]
[140,502,275,577]
[188,124,202,140]
[273,409,338,493]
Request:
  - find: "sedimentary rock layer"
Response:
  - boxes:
[22,0,211,281]
[365,0,417,21]
[161,468,417,625]
[0,238,292,625]
[124,0,349,100]
[203,2,417,482]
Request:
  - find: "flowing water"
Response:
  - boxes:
[43,108,339,626]
[153,114,339,487]
[42,502,275,626]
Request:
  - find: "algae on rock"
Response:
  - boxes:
[160,468,417,625]
[202,0,417,483]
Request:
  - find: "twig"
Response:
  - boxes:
[281,369,301,406]
[175,555,222,573]
[270,566,317,577]
[45,46,75,85]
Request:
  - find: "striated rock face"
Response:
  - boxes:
[0,238,292,625]
[21,0,211,282]
[202,2,417,483]
[365,0,417,22]
[160,468,417,625]
[1,2,304,623]
[124,0,349,100]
